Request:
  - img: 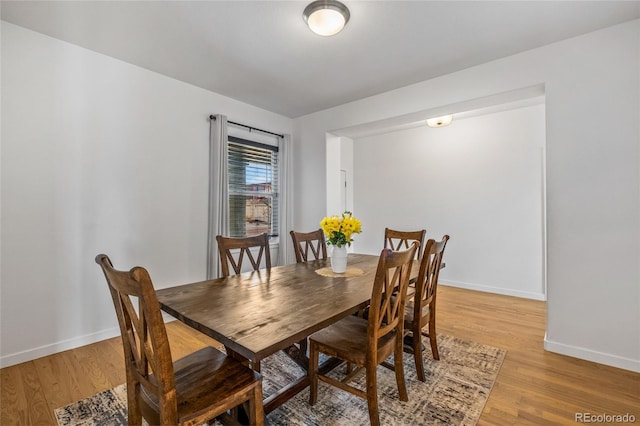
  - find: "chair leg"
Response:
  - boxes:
[428,316,439,360]
[250,383,264,426]
[126,379,142,426]
[365,363,380,426]
[308,341,319,405]
[394,335,409,401]
[413,327,426,382]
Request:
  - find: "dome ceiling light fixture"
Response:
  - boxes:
[426,115,454,128]
[303,0,350,36]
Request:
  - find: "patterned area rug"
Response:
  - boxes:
[55,335,505,426]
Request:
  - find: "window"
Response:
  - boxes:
[228,136,279,239]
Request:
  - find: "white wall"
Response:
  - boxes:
[325,134,342,216]
[0,22,293,367]
[294,20,639,372]
[326,135,354,220]
[352,104,545,300]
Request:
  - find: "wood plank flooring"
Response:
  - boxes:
[2,285,638,425]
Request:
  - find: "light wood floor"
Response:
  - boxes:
[2,286,638,425]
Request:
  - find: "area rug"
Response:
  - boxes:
[55,334,505,426]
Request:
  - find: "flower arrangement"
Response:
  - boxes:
[320,211,362,247]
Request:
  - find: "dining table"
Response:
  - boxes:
[156,253,419,414]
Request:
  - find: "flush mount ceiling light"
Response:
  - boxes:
[426,115,454,128]
[303,0,350,36]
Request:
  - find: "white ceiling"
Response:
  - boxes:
[2,1,638,118]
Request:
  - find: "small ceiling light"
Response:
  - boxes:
[426,115,453,128]
[303,0,350,36]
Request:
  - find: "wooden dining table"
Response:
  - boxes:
[156,253,418,414]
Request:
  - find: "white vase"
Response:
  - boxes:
[331,245,348,273]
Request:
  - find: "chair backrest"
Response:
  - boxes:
[95,254,177,420]
[368,243,419,349]
[413,235,449,323]
[290,229,327,263]
[216,233,272,277]
[384,228,426,260]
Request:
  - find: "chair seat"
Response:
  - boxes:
[145,347,261,424]
[402,301,430,327]
[309,315,397,365]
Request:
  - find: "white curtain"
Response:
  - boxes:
[278,134,295,265]
[207,114,229,279]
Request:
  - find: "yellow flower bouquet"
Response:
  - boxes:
[320,211,362,247]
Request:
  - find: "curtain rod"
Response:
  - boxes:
[209,115,284,138]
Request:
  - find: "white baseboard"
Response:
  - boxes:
[0,327,121,369]
[440,279,546,301]
[544,333,640,373]
[0,313,178,369]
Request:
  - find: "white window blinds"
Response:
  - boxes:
[227,136,279,239]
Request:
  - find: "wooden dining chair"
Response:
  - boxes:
[216,233,271,277]
[384,227,426,260]
[288,229,328,353]
[403,235,449,381]
[95,254,264,426]
[308,243,418,426]
[290,229,327,263]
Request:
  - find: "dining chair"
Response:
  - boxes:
[95,254,264,426]
[384,227,426,260]
[308,243,418,426]
[403,235,449,381]
[290,229,327,263]
[288,228,328,354]
[216,233,271,277]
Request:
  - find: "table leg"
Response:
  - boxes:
[260,342,344,414]
[283,342,308,370]
[224,345,262,372]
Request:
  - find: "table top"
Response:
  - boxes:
[156,254,386,364]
